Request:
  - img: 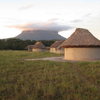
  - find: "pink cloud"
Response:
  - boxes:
[8,21,72,32]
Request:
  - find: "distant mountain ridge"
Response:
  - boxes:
[16,30,65,40]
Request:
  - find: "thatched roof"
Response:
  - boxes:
[27,45,34,49]
[32,41,46,49]
[61,28,100,48]
[50,40,64,48]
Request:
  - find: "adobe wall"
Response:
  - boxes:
[50,48,64,54]
[64,48,100,61]
[32,49,45,52]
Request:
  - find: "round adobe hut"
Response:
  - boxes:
[32,41,46,52]
[50,40,64,54]
[61,28,100,61]
[27,45,34,52]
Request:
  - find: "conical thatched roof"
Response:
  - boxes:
[32,41,46,49]
[50,40,64,48]
[61,28,100,47]
[26,45,34,49]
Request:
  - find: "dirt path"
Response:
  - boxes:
[25,56,67,62]
[25,56,100,62]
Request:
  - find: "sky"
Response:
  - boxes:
[0,0,100,39]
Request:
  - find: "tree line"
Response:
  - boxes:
[0,38,56,50]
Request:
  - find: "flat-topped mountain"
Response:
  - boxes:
[16,30,65,40]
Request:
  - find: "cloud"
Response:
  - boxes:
[71,13,92,23]
[83,13,92,18]
[48,18,59,22]
[8,21,72,32]
[71,19,83,23]
[0,17,21,23]
[19,4,34,10]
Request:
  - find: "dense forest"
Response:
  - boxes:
[0,38,56,50]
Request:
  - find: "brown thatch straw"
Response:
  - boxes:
[27,45,34,49]
[61,28,100,48]
[50,40,64,49]
[32,41,46,49]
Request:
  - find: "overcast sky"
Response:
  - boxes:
[0,0,100,39]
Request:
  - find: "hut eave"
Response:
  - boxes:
[62,45,100,48]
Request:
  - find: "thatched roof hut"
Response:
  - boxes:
[31,41,46,52]
[27,41,46,52]
[50,40,64,54]
[61,28,100,61]
[32,41,45,49]
[27,45,34,51]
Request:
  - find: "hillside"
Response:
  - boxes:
[16,30,65,40]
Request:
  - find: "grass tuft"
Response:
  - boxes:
[0,51,100,100]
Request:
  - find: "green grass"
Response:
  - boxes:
[0,51,100,100]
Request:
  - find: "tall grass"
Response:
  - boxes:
[0,51,100,100]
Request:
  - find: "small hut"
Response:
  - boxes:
[61,28,100,61]
[27,45,34,52]
[50,40,64,54]
[31,41,46,52]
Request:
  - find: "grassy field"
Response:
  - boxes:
[0,51,100,100]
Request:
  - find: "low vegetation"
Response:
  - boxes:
[0,51,100,100]
[0,39,56,50]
